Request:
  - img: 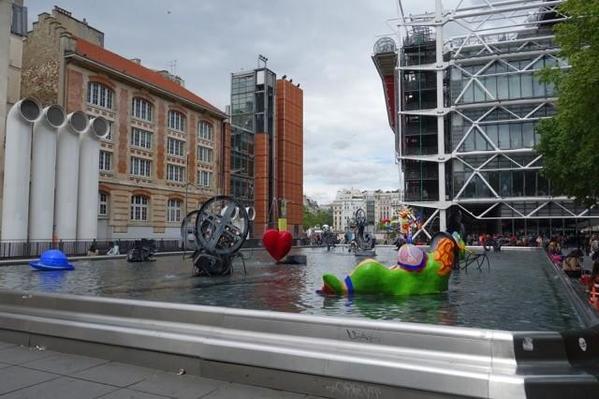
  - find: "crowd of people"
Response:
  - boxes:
[544,234,599,310]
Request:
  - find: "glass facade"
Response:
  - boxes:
[378,1,599,237]
[230,68,276,209]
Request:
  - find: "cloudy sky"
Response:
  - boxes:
[28,0,463,204]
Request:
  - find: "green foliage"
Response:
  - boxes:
[303,206,333,230]
[536,0,599,205]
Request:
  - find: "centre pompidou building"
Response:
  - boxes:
[373,0,599,240]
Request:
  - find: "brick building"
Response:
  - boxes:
[230,67,303,238]
[21,7,229,240]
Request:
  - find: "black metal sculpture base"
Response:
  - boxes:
[277,255,307,265]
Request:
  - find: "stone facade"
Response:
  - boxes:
[20,7,228,240]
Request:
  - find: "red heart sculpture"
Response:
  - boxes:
[262,229,293,261]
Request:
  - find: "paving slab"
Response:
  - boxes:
[21,352,109,374]
[0,342,328,399]
[203,383,308,399]
[0,342,17,351]
[128,372,222,399]
[0,376,116,399]
[73,362,159,387]
[97,388,171,399]
[0,346,57,365]
[0,366,58,395]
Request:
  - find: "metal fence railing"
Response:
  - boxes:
[0,239,181,259]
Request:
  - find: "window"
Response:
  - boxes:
[197,146,213,163]
[98,192,109,217]
[166,164,185,182]
[132,98,153,121]
[11,3,27,36]
[167,198,182,222]
[130,157,152,177]
[131,128,152,149]
[130,195,149,221]
[168,110,185,131]
[87,82,113,109]
[198,121,213,141]
[167,137,185,157]
[198,170,213,188]
[99,150,112,171]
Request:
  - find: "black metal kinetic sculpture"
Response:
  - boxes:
[181,196,250,276]
[353,208,376,256]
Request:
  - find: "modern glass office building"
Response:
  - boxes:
[230,66,304,237]
[230,68,276,209]
[373,0,599,239]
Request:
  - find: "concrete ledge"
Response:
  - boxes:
[0,289,598,398]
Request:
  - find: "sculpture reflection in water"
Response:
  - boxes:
[322,294,458,326]
[180,196,254,276]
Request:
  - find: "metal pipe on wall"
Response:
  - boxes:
[28,105,66,241]
[76,116,109,241]
[1,98,42,241]
[54,111,87,241]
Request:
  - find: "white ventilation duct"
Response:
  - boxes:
[54,111,87,241]
[1,98,42,241]
[77,116,109,241]
[28,105,66,241]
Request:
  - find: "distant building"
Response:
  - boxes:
[303,195,319,213]
[372,190,402,229]
[21,7,229,240]
[331,189,366,232]
[332,189,402,233]
[229,66,303,238]
[0,0,26,225]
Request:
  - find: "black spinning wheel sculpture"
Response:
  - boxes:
[354,208,374,251]
[181,196,250,276]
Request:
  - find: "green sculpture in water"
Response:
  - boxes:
[320,232,465,296]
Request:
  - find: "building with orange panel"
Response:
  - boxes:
[276,79,303,237]
[229,66,303,238]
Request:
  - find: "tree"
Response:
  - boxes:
[536,0,599,205]
[303,206,333,230]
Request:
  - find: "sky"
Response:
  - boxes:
[27,0,462,205]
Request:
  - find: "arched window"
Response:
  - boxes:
[130,195,149,221]
[167,198,182,222]
[198,121,213,141]
[87,82,113,109]
[98,191,109,217]
[132,97,153,121]
[168,110,185,131]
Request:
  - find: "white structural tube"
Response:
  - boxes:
[54,111,88,241]
[1,98,42,241]
[76,116,109,241]
[28,105,66,241]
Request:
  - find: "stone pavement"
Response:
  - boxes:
[0,341,325,399]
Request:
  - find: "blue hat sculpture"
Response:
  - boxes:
[30,249,74,271]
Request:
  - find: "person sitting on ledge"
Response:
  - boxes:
[562,249,583,277]
[106,241,120,256]
[87,239,99,256]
